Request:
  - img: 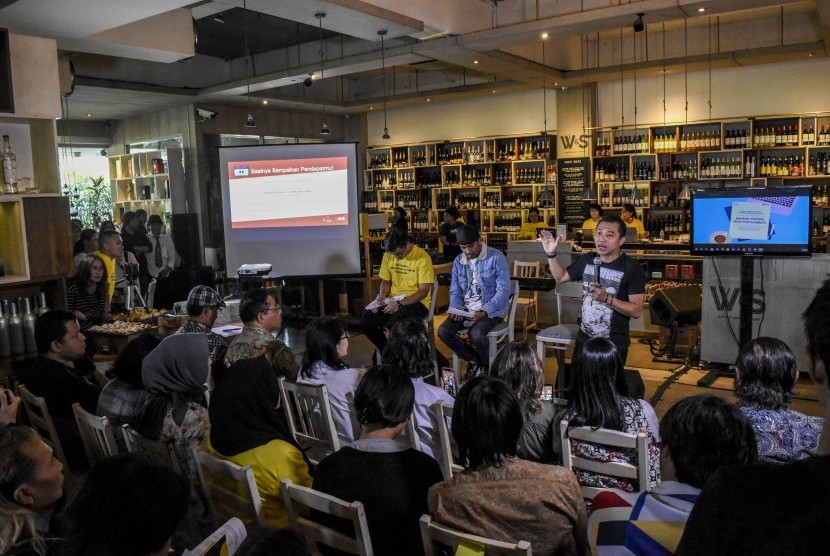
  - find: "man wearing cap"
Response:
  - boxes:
[224,288,298,380]
[438,225,511,377]
[176,285,228,365]
[361,226,435,355]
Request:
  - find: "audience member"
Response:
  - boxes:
[67,253,109,332]
[72,229,97,268]
[438,205,464,262]
[391,206,408,232]
[145,214,179,308]
[429,376,588,555]
[135,208,149,234]
[95,230,123,302]
[589,395,757,555]
[677,280,830,554]
[235,526,311,556]
[382,318,453,459]
[135,333,212,546]
[581,203,604,231]
[60,453,189,556]
[558,337,660,492]
[15,310,100,470]
[361,226,434,355]
[225,288,298,380]
[0,425,64,556]
[438,224,511,377]
[70,218,83,245]
[0,388,20,427]
[491,341,558,464]
[120,211,153,286]
[735,336,823,462]
[518,207,547,239]
[313,365,444,555]
[96,333,161,450]
[208,355,312,527]
[98,220,116,234]
[177,285,229,366]
[298,316,363,445]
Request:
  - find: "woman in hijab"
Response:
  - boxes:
[208,355,312,527]
[136,333,211,546]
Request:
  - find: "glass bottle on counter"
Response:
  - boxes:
[2,135,18,194]
[21,297,36,354]
[0,303,10,357]
[8,302,24,355]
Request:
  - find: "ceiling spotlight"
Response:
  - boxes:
[633,13,645,33]
[426,98,431,102]
[262,100,268,105]
[697,7,706,12]
[99,148,108,157]
[382,127,390,140]
[86,113,92,117]
[541,32,549,39]
[213,13,225,24]
[245,113,257,128]
[473,59,479,64]
[321,121,331,135]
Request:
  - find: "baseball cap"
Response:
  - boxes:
[186,285,225,310]
[456,224,480,246]
[147,214,164,226]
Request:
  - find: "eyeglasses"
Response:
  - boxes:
[339,334,350,341]
[262,305,282,313]
[594,231,619,239]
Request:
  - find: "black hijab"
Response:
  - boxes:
[209,355,299,457]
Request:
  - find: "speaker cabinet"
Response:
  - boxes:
[171,213,201,269]
[649,285,702,327]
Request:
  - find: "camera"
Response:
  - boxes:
[561,85,568,93]
[120,262,140,282]
[196,107,217,121]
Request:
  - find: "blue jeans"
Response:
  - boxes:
[438,315,503,369]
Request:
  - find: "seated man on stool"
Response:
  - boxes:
[361,227,435,356]
[438,225,511,378]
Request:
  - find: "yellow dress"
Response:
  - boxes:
[518,221,548,240]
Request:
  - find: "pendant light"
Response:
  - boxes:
[317,12,330,135]
[379,30,390,140]
[242,0,256,128]
[617,184,630,201]
[678,182,692,201]
[579,34,596,201]
[629,186,644,204]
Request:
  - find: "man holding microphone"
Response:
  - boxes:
[540,215,646,393]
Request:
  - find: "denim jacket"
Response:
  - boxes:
[449,243,511,318]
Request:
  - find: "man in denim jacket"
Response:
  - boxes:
[438,225,511,377]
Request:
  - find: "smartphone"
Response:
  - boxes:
[441,367,457,397]
[542,384,553,401]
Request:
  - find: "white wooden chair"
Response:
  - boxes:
[19,385,69,469]
[512,261,540,339]
[183,517,247,556]
[430,401,463,480]
[121,423,183,474]
[559,420,651,500]
[451,279,520,373]
[419,515,532,556]
[146,278,157,309]
[536,280,583,390]
[280,478,373,556]
[72,403,119,465]
[278,378,341,467]
[423,276,441,383]
[191,446,267,528]
[403,417,422,451]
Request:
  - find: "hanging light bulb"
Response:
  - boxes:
[321,122,331,135]
[379,29,390,140]
[581,185,597,200]
[245,113,257,128]
[617,184,630,200]
[678,182,691,200]
[316,13,329,137]
[630,186,644,203]
[658,183,671,198]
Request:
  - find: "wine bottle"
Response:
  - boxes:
[1,135,18,194]
[0,303,10,357]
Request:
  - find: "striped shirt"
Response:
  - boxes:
[67,278,107,331]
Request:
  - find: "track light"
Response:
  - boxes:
[304,75,313,87]
[245,113,257,128]
[321,122,330,135]
[633,13,645,33]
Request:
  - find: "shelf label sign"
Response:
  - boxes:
[557,157,591,229]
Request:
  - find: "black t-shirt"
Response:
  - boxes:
[566,252,646,349]
[439,221,464,262]
[312,446,444,555]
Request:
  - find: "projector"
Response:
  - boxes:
[237,263,273,276]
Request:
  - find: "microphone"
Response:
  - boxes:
[593,256,602,288]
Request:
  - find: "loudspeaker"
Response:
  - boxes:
[171,213,201,269]
[649,285,702,327]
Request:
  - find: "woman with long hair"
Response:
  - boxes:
[297,316,363,445]
[491,341,558,464]
[429,376,588,555]
[560,336,660,492]
[382,318,454,458]
[735,336,824,462]
[73,229,98,267]
[313,365,443,555]
[67,253,109,331]
[209,355,312,527]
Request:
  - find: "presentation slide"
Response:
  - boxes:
[228,157,349,228]
[219,143,361,277]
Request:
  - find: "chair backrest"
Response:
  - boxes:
[430,401,463,480]
[18,385,69,469]
[280,478,373,556]
[559,420,650,500]
[72,403,119,465]
[422,276,441,383]
[555,280,584,325]
[121,423,183,475]
[192,446,267,528]
[403,417,422,451]
[419,515,532,556]
[504,279,521,341]
[182,517,248,556]
[278,378,341,466]
[146,278,158,309]
[512,260,540,279]
[423,276,440,325]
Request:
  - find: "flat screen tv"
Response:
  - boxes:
[690,184,812,257]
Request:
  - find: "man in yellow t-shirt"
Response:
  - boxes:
[95,230,124,302]
[361,227,435,354]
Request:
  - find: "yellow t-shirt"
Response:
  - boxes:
[518,221,547,240]
[96,251,117,301]
[582,218,600,230]
[378,244,435,308]
[626,217,645,236]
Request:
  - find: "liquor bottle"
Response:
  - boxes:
[8,301,24,355]
[814,217,822,237]
[21,297,36,354]
[1,135,18,194]
[824,214,830,235]
[0,303,10,357]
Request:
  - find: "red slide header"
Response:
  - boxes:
[229,157,347,179]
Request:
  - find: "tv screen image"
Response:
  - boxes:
[690,185,812,257]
